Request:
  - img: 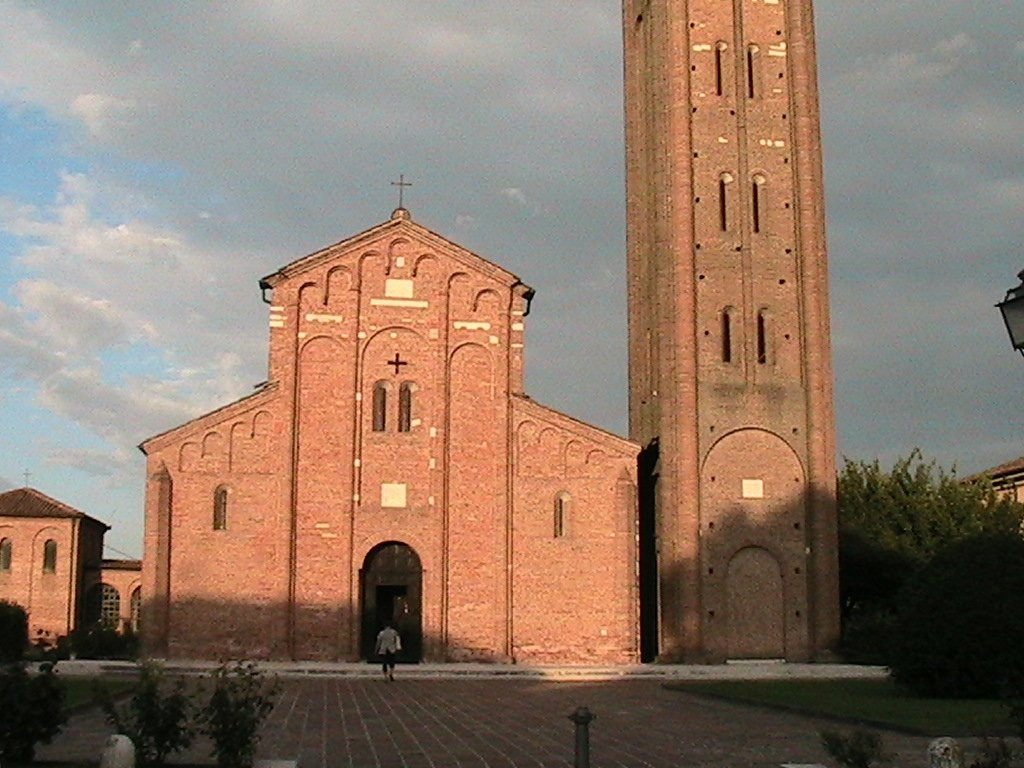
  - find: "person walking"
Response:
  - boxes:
[375,623,401,680]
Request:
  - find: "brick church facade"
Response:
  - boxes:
[139,210,640,663]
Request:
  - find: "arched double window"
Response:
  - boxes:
[373,380,416,433]
[0,539,10,572]
[42,539,57,574]
[213,486,229,531]
[554,492,571,538]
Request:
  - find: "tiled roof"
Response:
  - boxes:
[978,454,1024,479]
[0,488,109,529]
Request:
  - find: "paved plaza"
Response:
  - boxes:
[39,666,939,768]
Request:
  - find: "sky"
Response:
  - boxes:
[1,2,1022,559]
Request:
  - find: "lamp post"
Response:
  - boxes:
[997,271,1024,356]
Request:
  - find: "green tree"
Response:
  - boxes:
[839,450,1024,567]
[837,450,1024,663]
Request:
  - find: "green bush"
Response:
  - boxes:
[199,661,279,768]
[0,662,67,762]
[71,624,138,660]
[890,533,1024,698]
[0,601,28,663]
[969,738,1015,768]
[98,662,194,767]
[839,606,897,666]
[820,729,890,768]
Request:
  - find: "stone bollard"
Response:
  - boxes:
[568,706,595,768]
[99,734,135,768]
[928,737,964,768]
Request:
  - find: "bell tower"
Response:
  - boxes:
[623,0,839,661]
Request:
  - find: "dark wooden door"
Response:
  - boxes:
[360,542,422,662]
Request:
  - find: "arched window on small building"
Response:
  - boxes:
[42,539,57,574]
[554,492,571,538]
[100,584,121,629]
[0,539,10,572]
[213,486,229,531]
[130,586,141,633]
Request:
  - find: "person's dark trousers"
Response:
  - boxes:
[381,651,396,679]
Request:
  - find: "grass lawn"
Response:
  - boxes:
[669,678,1015,736]
[61,677,135,711]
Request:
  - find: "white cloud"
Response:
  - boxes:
[500,187,528,206]
[69,92,135,138]
[14,279,138,353]
[0,170,268,477]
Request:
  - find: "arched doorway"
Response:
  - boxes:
[726,547,785,659]
[360,542,422,662]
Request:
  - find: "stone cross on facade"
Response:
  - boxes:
[387,353,408,374]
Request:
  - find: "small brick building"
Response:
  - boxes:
[140,210,640,663]
[0,488,108,644]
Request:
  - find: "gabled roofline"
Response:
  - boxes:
[258,210,532,294]
[512,394,640,454]
[963,455,1024,484]
[0,488,110,530]
[139,381,279,455]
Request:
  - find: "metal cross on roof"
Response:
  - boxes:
[391,174,413,209]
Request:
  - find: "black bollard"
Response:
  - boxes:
[568,706,595,768]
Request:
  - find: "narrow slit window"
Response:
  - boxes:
[757,310,769,364]
[714,42,727,96]
[372,382,388,432]
[719,172,733,231]
[0,539,10,572]
[752,174,766,233]
[42,539,57,574]
[747,44,760,99]
[213,485,228,531]
[722,308,733,363]
[398,382,414,433]
[554,492,570,538]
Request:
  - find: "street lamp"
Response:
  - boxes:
[997,270,1024,356]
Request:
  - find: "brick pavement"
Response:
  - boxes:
[39,675,939,768]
